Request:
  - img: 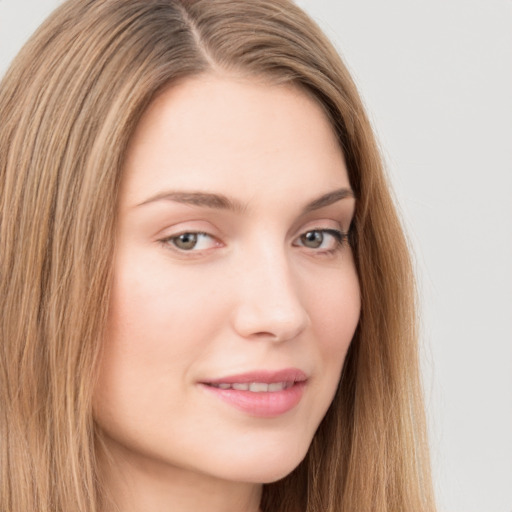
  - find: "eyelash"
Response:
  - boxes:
[162,231,211,250]
[294,228,349,254]
[159,228,350,256]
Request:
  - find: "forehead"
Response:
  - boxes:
[121,73,349,208]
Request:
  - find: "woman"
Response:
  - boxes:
[0,0,436,511]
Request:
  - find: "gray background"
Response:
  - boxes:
[1,1,511,511]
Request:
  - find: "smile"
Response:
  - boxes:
[207,381,294,392]
[201,369,307,417]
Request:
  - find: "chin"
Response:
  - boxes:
[209,438,311,484]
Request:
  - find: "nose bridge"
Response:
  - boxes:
[231,238,310,341]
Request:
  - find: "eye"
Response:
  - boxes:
[161,232,219,252]
[295,229,348,252]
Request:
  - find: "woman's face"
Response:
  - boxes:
[94,75,360,486]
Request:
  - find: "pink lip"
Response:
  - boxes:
[200,368,307,418]
[205,368,307,385]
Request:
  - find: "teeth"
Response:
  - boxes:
[249,382,268,392]
[210,381,292,392]
[232,383,249,391]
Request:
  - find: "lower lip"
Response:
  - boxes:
[201,382,306,418]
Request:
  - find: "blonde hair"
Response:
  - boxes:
[0,0,435,511]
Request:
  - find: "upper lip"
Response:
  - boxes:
[203,368,308,385]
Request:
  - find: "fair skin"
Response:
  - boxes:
[93,74,360,512]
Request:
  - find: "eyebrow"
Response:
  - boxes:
[302,188,354,213]
[137,191,246,213]
[136,187,354,214]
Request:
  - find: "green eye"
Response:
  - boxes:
[172,233,199,250]
[160,231,221,254]
[300,231,325,249]
[296,229,347,252]
[162,232,218,252]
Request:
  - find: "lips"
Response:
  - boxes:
[204,368,307,386]
[200,368,307,417]
[209,381,293,392]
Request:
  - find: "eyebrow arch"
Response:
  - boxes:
[136,187,354,213]
[302,188,355,213]
[137,191,246,213]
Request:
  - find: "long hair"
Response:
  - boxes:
[0,1,435,511]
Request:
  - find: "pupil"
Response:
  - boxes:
[302,231,323,248]
[175,233,198,250]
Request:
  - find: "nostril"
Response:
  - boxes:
[231,300,310,342]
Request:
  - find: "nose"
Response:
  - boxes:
[230,247,310,343]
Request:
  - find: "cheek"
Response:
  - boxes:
[93,252,224,426]
[94,245,239,395]
[105,247,227,350]
[300,260,360,411]
[306,262,361,353]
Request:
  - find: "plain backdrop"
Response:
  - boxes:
[1,1,511,511]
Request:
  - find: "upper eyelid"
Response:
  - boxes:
[151,209,351,233]
[154,220,221,239]
[294,218,347,236]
